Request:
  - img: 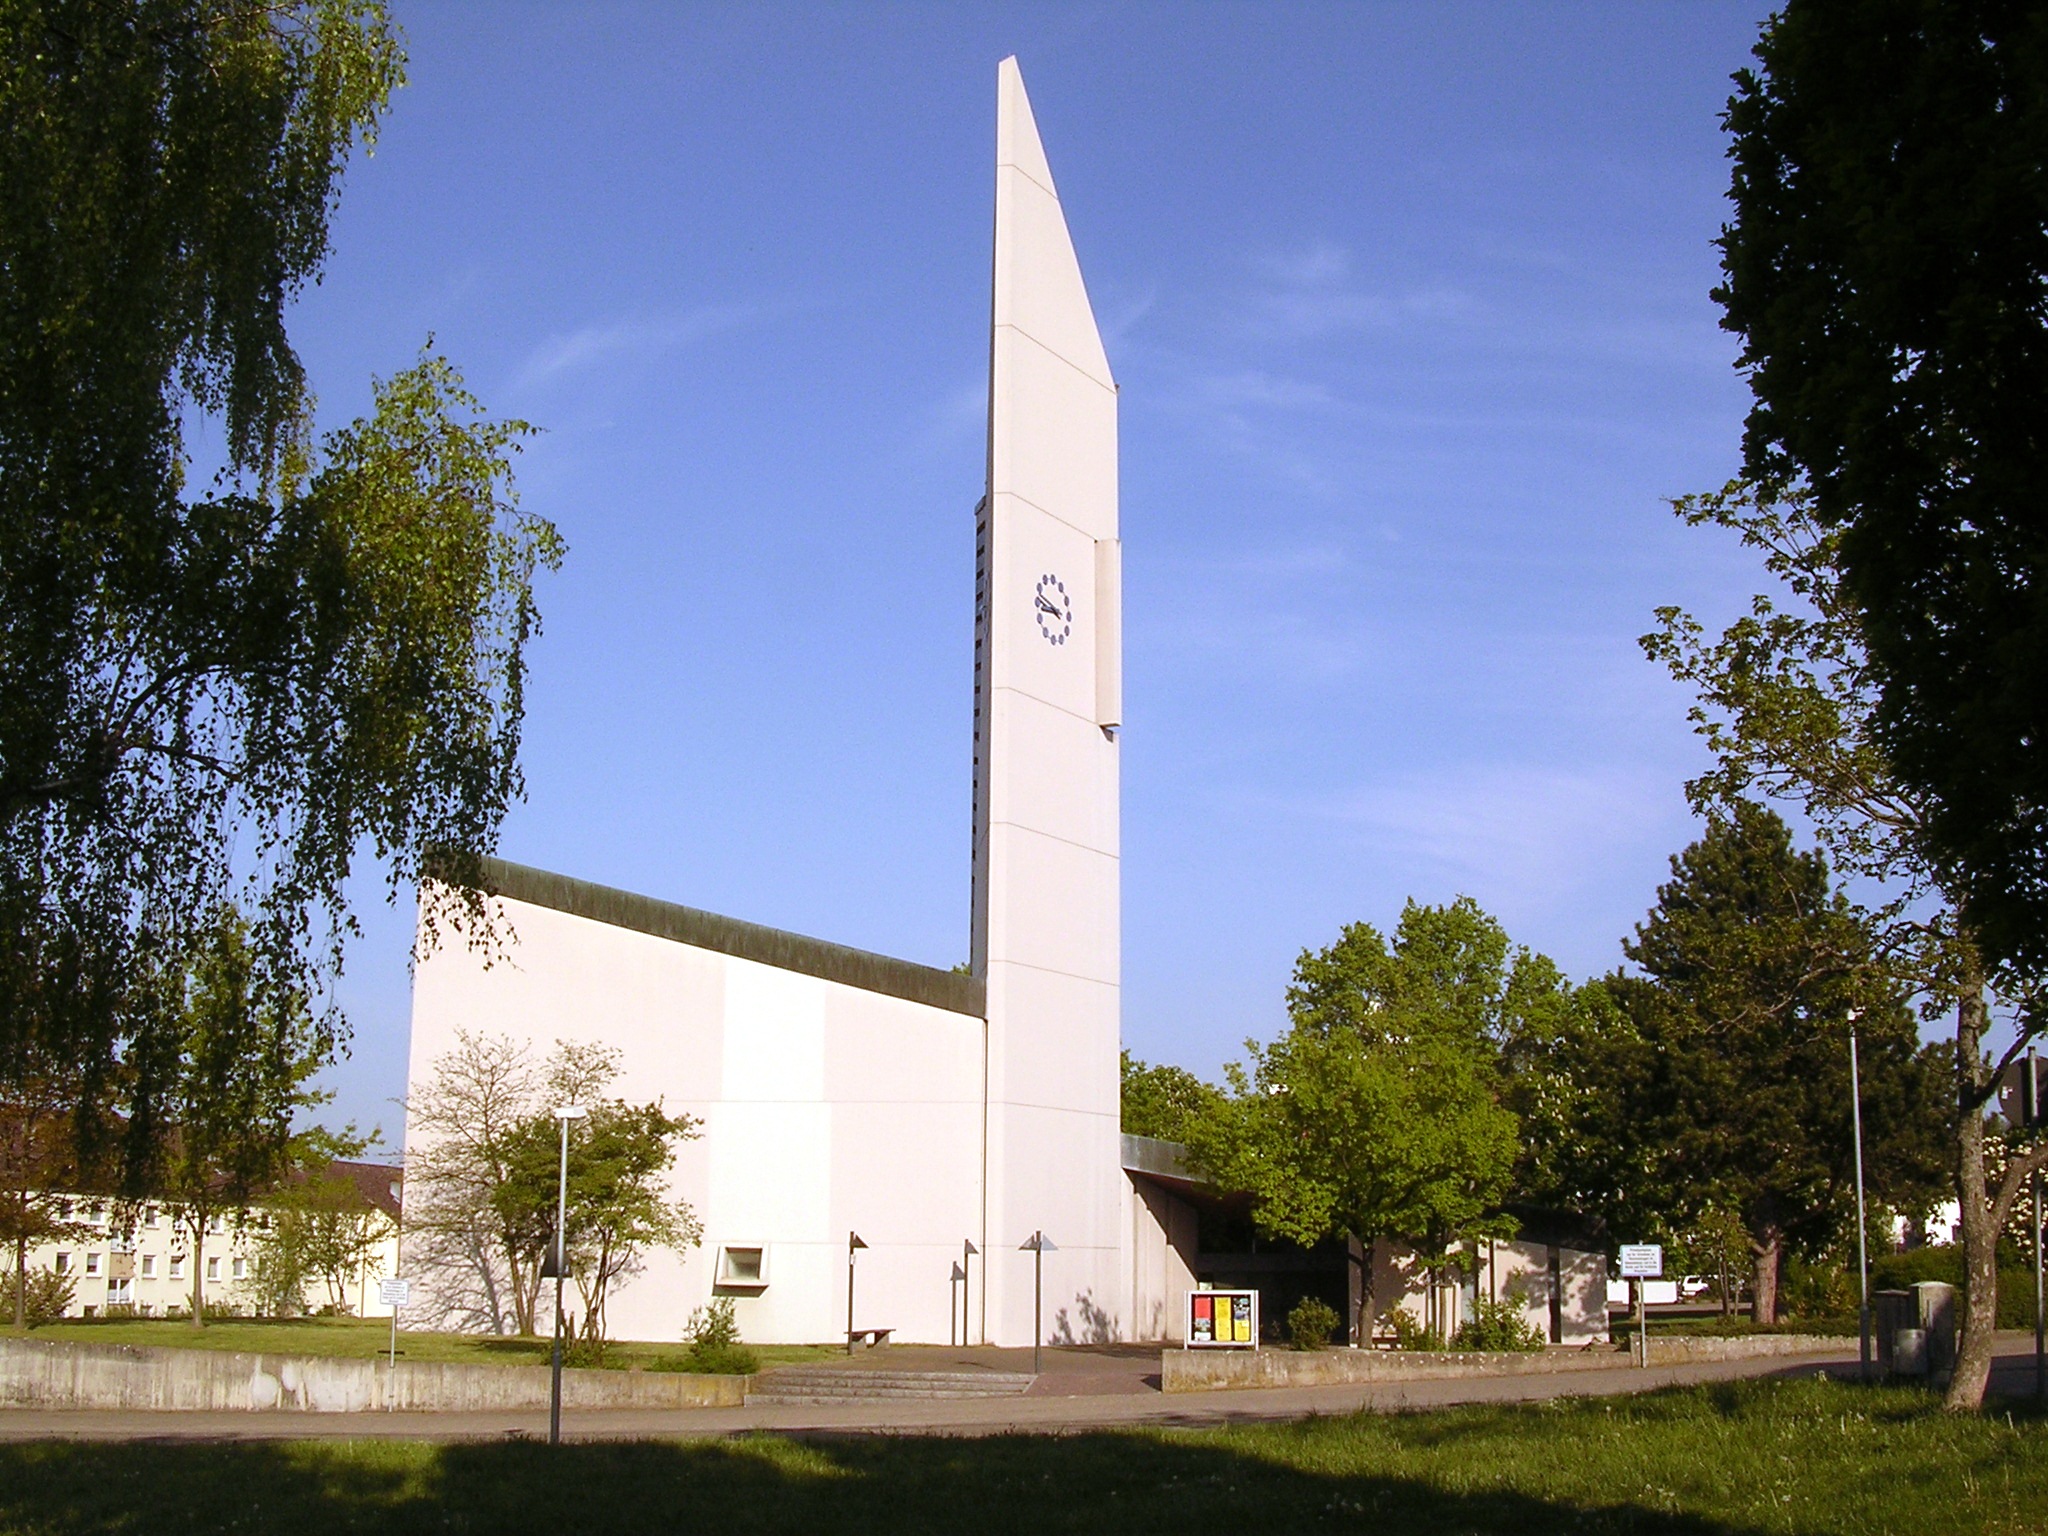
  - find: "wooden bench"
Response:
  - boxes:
[846,1327,895,1348]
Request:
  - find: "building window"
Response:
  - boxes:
[715,1245,769,1289]
[83,1252,100,1277]
[107,1278,133,1306]
[54,1252,69,1275]
[169,1255,184,1280]
[143,1205,159,1229]
[231,1257,247,1281]
[206,1214,223,1235]
[140,1255,157,1279]
[206,1257,220,1282]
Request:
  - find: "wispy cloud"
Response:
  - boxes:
[1241,241,1475,342]
[514,301,765,389]
[1299,763,1674,907]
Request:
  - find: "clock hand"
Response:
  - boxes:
[1035,595,1063,616]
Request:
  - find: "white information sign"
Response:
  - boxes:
[1618,1244,1663,1280]
[379,1277,411,1309]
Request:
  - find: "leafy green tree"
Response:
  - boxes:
[150,907,331,1325]
[407,1035,700,1341]
[1185,901,1530,1341]
[0,1038,97,1330]
[249,1125,384,1316]
[0,0,563,1176]
[1645,481,2039,1403]
[491,1043,701,1345]
[1119,1052,1221,1143]
[1716,1,2048,980]
[1604,806,1947,1323]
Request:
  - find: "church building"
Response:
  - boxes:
[405,59,1194,1348]
[403,60,1611,1353]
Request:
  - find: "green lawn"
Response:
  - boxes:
[17,1317,839,1371]
[1,1379,2042,1534]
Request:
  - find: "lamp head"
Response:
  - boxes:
[554,1105,587,1121]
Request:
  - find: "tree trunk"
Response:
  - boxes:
[190,1218,206,1328]
[1347,1235,1370,1347]
[1750,1225,1782,1325]
[12,1233,25,1331]
[1947,961,1997,1409]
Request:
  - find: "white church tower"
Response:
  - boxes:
[971,58,1126,1345]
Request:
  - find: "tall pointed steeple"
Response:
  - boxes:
[971,57,1124,1346]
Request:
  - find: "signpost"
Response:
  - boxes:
[378,1276,409,1411]
[1620,1245,1663,1370]
[1185,1289,1259,1350]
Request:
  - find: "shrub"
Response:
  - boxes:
[1286,1296,1341,1351]
[1779,1256,1855,1319]
[10,1266,76,1325]
[680,1297,759,1375]
[1388,1309,1445,1352]
[1452,1299,1545,1352]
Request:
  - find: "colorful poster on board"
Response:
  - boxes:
[1186,1289,1258,1348]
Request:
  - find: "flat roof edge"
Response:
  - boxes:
[473,857,986,1019]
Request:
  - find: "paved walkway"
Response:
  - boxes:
[4,1335,2039,1443]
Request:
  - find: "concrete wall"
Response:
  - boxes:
[1163,1332,1846,1393]
[408,891,986,1347]
[1125,1180,1198,1344]
[0,1336,742,1413]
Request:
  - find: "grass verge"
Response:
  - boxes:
[1,1377,2043,1534]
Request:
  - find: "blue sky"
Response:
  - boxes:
[292,2,1781,1144]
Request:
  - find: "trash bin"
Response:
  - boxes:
[1872,1289,1912,1375]
[1911,1281,1956,1384]
[1893,1327,1929,1378]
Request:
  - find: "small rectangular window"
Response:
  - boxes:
[715,1245,769,1288]
[206,1257,220,1281]
[84,1252,100,1276]
[231,1257,246,1280]
[140,1255,156,1278]
[169,1256,185,1280]
[143,1205,159,1228]
[54,1252,69,1275]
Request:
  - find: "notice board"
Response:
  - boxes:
[1186,1289,1259,1349]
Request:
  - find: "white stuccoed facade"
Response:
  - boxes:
[405,59,1174,1348]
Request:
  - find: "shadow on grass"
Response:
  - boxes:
[0,1427,1776,1536]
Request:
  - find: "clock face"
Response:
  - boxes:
[1034,573,1072,645]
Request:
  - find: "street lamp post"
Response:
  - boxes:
[1850,1020,1871,1382]
[548,1104,586,1447]
[962,1238,978,1345]
[846,1232,868,1355]
[1018,1232,1056,1375]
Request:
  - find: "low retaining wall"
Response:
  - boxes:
[0,1337,745,1413]
[1162,1334,1847,1394]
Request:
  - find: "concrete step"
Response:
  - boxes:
[745,1367,1036,1404]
